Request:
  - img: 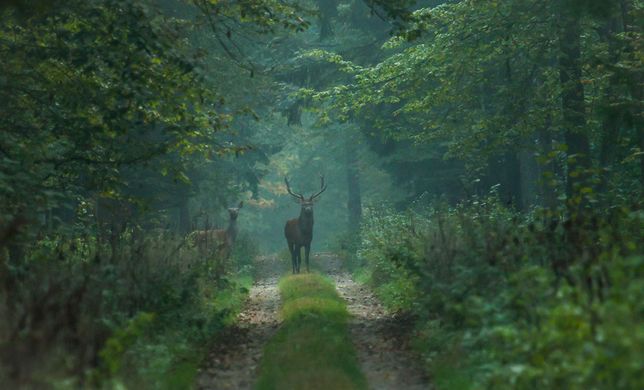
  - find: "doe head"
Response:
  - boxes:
[227,201,244,220]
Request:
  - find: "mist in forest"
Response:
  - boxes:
[1,0,642,388]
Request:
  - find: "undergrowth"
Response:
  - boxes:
[0,231,257,388]
[352,195,643,389]
[256,274,367,390]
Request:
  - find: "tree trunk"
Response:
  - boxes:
[346,133,362,231]
[178,198,191,234]
[317,0,337,40]
[620,0,644,184]
[597,16,624,194]
[505,151,522,208]
[638,126,644,186]
[485,153,522,207]
[286,103,302,126]
[538,129,558,210]
[518,145,539,210]
[558,4,591,201]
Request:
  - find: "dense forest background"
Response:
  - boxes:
[1,0,642,388]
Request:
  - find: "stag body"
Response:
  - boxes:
[285,206,314,274]
[192,202,243,258]
[284,177,326,273]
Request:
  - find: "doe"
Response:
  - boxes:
[192,201,243,258]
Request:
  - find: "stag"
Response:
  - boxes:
[284,176,327,273]
[191,201,243,258]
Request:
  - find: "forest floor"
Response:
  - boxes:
[196,253,430,390]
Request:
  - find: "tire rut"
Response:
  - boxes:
[196,253,430,390]
[319,253,431,390]
[196,256,282,390]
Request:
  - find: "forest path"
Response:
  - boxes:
[197,253,429,390]
[196,255,282,390]
[318,253,431,390]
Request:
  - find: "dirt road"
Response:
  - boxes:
[197,253,430,389]
[319,253,430,390]
[196,256,282,389]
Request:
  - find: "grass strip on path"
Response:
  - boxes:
[256,274,367,390]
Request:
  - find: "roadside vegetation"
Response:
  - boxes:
[342,193,643,389]
[1,231,256,388]
[256,274,367,390]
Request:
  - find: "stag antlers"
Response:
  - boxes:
[284,175,327,202]
[284,177,304,200]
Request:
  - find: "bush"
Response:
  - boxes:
[0,228,256,388]
[356,196,643,389]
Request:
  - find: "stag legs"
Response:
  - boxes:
[289,243,301,274]
[288,243,312,274]
[288,242,313,274]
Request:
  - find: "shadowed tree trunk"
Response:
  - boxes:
[505,151,522,208]
[346,131,362,231]
[538,128,559,210]
[558,2,591,201]
[317,0,337,40]
[597,15,624,194]
[619,0,644,183]
[485,152,522,208]
[518,145,539,210]
[178,198,191,234]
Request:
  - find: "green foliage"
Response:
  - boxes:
[99,312,157,377]
[256,274,367,390]
[0,0,284,384]
[305,0,643,206]
[194,0,310,33]
[357,197,644,389]
[231,232,260,273]
[0,230,255,387]
[0,0,225,224]
[485,262,644,388]
[356,208,421,311]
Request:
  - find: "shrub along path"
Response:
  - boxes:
[197,253,429,389]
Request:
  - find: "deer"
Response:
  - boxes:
[191,201,243,259]
[284,176,327,274]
